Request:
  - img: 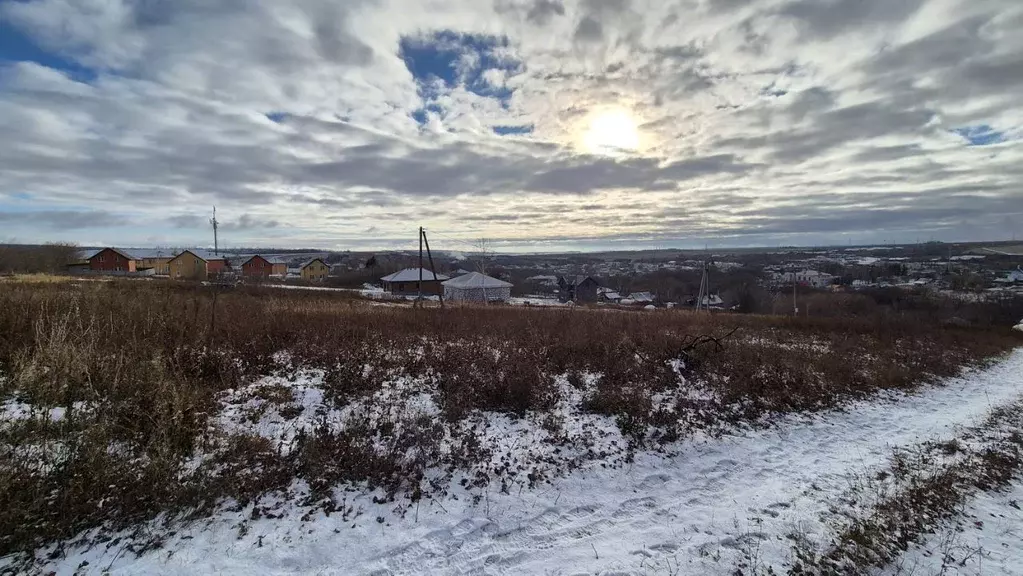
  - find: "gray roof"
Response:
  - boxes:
[442,271,512,289]
[126,248,177,259]
[628,291,655,302]
[561,275,599,287]
[381,268,450,282]
[171,249,227,262]
[87,247,189,260]
[241,254,289,265]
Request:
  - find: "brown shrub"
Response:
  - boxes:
[0,280,1019,559]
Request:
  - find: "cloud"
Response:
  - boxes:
[525,0,565,25]
[0,210,127,229]
[0,0,1020,250]
[220,214,282,231]
[776,0,927,39]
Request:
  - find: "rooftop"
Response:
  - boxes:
[381,268,450,282]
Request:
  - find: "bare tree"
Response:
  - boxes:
[0,242,79,274]
[472,238,493,275]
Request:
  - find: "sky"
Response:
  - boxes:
[0,0,1021,252]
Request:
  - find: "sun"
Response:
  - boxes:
[581,108,641,156]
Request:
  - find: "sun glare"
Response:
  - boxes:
[581,108,640,156]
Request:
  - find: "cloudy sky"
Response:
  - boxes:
[1,0,1021,252]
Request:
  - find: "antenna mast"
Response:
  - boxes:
[210,206,220,255]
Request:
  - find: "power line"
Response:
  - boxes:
[425,230,483,252]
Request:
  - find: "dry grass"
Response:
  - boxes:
[0,273,79,284]
[789,403,1023,576]
[0,280,1019,560]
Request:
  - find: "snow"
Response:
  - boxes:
[14,350,1023,576]
[507,296,569,307]
[880,481,1023,576]
[1,400,89,422]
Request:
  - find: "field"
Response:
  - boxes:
[1,279,1022,575]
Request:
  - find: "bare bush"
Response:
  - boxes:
[0,280,1019,560]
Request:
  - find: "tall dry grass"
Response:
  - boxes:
[0,280,1019,560]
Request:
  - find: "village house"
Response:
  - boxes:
[87,248,138,273]
[557,275,600,303]
[442,271,513,303]
[994,267,1023,284]
[627,291,655,304]
[241,255,288,278]
[168,250,227,281]
[83,247,199,276]
[134,249,175,275]
[380,268,450,296]
[597,287,622,303]
[776,270,836,289]
[299,258,330,281]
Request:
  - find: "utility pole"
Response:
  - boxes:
[422,228,444,308]
[210,206,220,255]
[793,271,798,316]
[418,226,424,304]
[695,260,709,312]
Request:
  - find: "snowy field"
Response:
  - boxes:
[20,349,1023,576]
[884,481,1023,576]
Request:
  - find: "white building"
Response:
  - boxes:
[699,294,725,308]
[777,270,836,289]
[442,272,513,303]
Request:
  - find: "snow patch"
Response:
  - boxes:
[23,350,1023,576]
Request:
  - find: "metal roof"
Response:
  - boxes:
[628,291,655,302]
[169,249,227,262]
[86,247,186,260]
[441,271,512,289]
[241,254,289,266]
[380,268,450,282]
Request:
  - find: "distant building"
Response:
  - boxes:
[87,248,138,273]
[168,250,227,281]
[557,275,600,303]
[380,268,450,296]
[241,255,288,278]
[135,250,175,275]
[442,272,513,303]
[698,294,725,308]
[598,287,622,302]
[777,270,836,289]
[299,258,330,281]
[627,291,655,304]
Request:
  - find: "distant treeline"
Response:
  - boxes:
[0,244,80,274]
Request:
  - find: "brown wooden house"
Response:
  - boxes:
[168,250,228,281]
[87,248,138,273]
[241,255,288,278]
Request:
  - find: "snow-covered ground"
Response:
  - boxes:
[881,481,1023,576]
[18,349,1023,576]
[507,296,569,307]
